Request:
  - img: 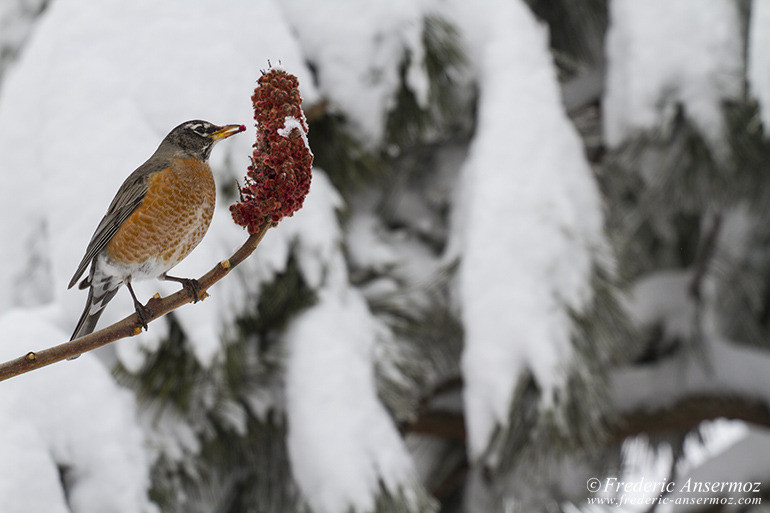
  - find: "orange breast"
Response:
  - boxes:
[106,158,216,270]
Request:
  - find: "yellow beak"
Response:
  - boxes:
[211,124,246,141]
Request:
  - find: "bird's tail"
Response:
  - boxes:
[69,268,121,359]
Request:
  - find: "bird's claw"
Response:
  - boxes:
[161,274,203,302]
[134,302,151,331]
[180,278,202,303]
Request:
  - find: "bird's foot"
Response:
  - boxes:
[180,278,203,303]
[125,280,151,331]
[162,273,203,302]
[134,301,151,331]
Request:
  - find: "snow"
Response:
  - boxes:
[0,307,150,513]
[282,199,425,512]
[748,0,770,127]
[603,0,743,157]
[661,427,770,512]
[345,211,400,274]
[613,327,770,417]
[613,268,770,510]
[0,0,764,510]
[448,0,606,458]
[285,282,424,513]
[140,406,201,468]
[613,267,770,414]
[278,115,311,151]
[278,0,430,146]
[626,269,696,341]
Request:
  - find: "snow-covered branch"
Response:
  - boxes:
[609,264,770,436]
[406,267,770,448]
[0,224,270,382]
[610,336,770,438]
[409,341,766,461]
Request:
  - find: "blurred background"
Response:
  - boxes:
[0,0,769,512]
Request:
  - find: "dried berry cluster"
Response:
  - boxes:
[230,68,313,233]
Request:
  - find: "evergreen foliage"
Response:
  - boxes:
[310,12,470,198]
[525,0,607,71]
[100,3,770,512]
[385,14,470,149]
[482,265,631,477]
[307,113,387,196]
[373,285,464,423]
[115,257,315,513]
[16,1,770,512]
[113,11,469,513]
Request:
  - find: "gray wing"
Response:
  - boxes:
[68,158,169,289]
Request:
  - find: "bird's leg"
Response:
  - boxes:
[161,273,202,303]
[125,280,151,330]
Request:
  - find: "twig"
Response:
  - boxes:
[0,223,271,382]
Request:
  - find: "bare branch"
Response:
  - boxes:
[0,223,271,382]
[408,409,466,441]
[610,394,770,444]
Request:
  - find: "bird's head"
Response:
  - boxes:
[163,120,246,160]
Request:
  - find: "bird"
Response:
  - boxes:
[68,120,245,352]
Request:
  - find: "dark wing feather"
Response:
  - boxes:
[67,158,169,289]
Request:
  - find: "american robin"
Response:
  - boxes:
[68,120,245,348]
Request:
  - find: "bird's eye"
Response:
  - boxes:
[188,123,207,136]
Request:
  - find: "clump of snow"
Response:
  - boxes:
[448,0,606,458]
[748,0,770,128]
[666,427,770,512]
[345,211,400,274]
[140,406,201,469]
[612,333,770,419]
[613,267,770,415]
[612,424,767,513]
[279,0,430,146]
[0,307,151,513]
[604,0,743,156]
[278,115,312,151]
[284,282,425,513]
[626,269,696,341]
